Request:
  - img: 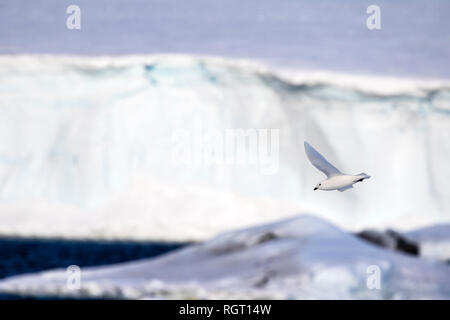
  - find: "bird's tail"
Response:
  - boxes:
[358,172,371,179]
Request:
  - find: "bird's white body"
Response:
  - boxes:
[316,173,370,191]
[304,141,370,192]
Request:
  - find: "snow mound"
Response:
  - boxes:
[407,224,450,261]
[0,215,448,299]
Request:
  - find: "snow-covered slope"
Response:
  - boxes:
[407,224,450,261]
[0,215,448,299]
[1,55,450,240]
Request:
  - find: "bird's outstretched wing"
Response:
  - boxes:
[338,185,353,192]
[304,141,341,177]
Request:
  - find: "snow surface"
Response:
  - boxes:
[0,55,450,241]
[407,224,450,261]
[0,215,448,299]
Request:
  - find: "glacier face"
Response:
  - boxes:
[0,55,449,240]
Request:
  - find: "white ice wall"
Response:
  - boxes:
[0,55,449,240]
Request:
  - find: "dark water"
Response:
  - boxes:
[0,237,189,299]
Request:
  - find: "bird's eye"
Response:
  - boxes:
[319,184,321,186]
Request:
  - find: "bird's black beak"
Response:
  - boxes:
[313,187,318,191]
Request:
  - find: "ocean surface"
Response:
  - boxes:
[0,237,187,299]
[0,237,186,280]
[0,0,449,79]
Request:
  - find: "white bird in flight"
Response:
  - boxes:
[304,141,370,192]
